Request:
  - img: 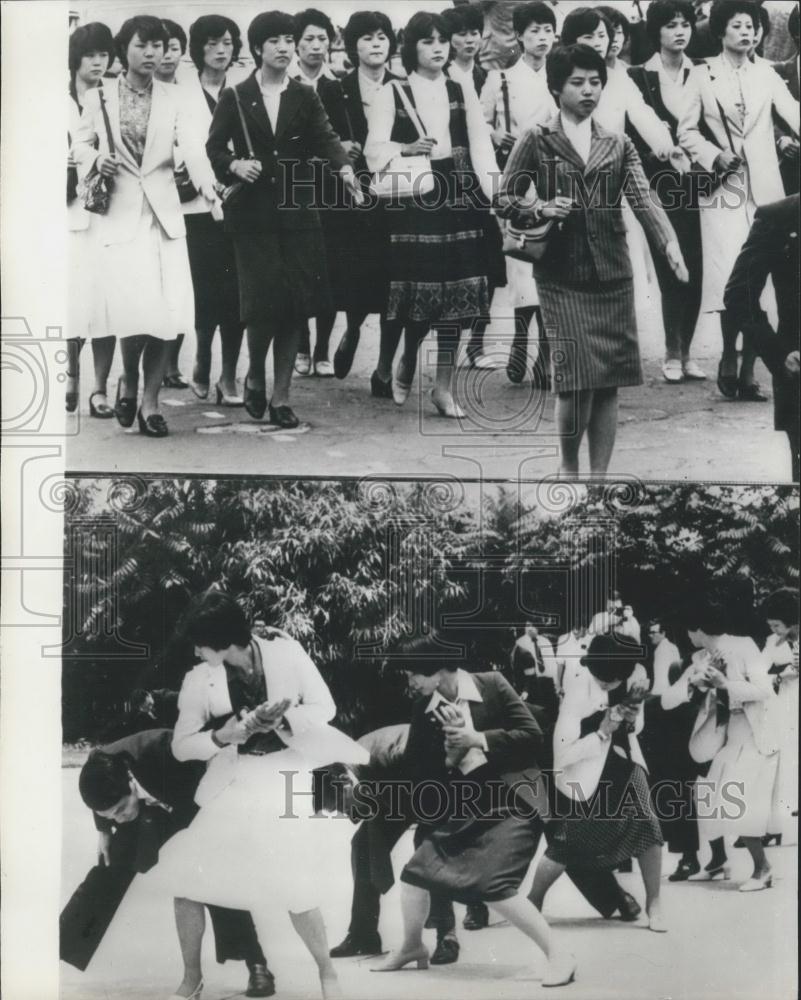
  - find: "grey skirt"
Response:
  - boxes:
[536,277,641,393]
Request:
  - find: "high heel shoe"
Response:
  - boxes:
[392,371,412,407]
[370,370,393,399]
[65,372,79,413]
[214,382,244,407]
[762,833,782,847]
[137,409,169,438]
[320,973,343,999]
[688,863,730,881]
[371,947,430,972]
[542,952,577,988]
[646,907,668,933]
[244,377,267,420]
[737,380,768,402]
[334,330,360,379]
[268,403,300,429]
[739,870,773,892]
[430,390,465,419]
[163,372,189,390]
[294,352,312,376]
[716,360,738,399]
[167,978,203,1000]
[114,378,137,429]
[190,380,209,401]
[89,392,114,419]
[668,858,700,881]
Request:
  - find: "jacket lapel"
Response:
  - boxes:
[275,79,306,141]
[239,73,276,146]
[541,113,586,172]
[585,120,617,177]
[101,82,136,169]
[141,81,165,172]
[705,57,745,136]
[341,71,366,141]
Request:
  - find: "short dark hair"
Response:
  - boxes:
[513,1,557,35]
[248,10,297,67]
[342,10,397,67]
[182,590,252,651]
[790,4,800,43]
[684,599,730,636]
[400,11,451,74]
[761,588,799,627]
[757,4,771,37]
[188,15,242,70]
[596,4,631,42]
[560,6,613,48]
[79,751,131,812]
[294,7,335,45]
[646,0,697,48]
[69,21,115,79]
[547,43,608,94]
[161,18,187,53]
[114,15,169,70]
[581,633,640,684]
[708,0,759,39]
[442,3,485,35]
[392,631,461,676]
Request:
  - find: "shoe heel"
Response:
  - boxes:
[215,383,223,405]
[721,866,731,881]
[417,957,429,970]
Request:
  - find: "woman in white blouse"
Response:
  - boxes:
[364,11,499,418]
[154,592,366,1000]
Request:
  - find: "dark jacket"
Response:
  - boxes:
[724,194,800,433]
[340,68,399,168]
[495,115,676,283]
[774,58,800,194]
[775,56,801,101]
[206,73,351,234]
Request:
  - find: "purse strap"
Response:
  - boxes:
[392,81,428,140]
[500,71,511,133]
[233,85,256,158]
[98,86,114,155]
[715,97,736,153]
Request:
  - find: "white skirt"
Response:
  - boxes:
[101,201,194,341]
[68,226,106,340]
[698,710,779,840]
[698,166,758,314]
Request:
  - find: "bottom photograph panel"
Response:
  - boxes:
[60,478,798,1000]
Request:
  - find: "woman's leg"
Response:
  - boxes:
[65,337,83,407]
[165,333,185,380]
[508,306,536,382]
[297,320,312,359]
[118,335,145,400]
[219,321,245,397]
[587,387,619,476]
[192,324,215,393]
[272,320,301,408]
[90,336,116,397]
[708,835,728,869]
[637,844,662,914]
[376,317,404,381]
[488,896,551,957]
[289,908,340,999]
[312,311,338,366]
[532,308,551,387]
[372,881,431,970]
[173,897,205,998]
[139,338,172,419]
[528,855,566,912]
[397,321,430,387]
[556,390,593,477]
[246,322,274,392]
[432,324,463,415]
[719,310,740,383]
[334,309,368,378]
[741,836,771,878]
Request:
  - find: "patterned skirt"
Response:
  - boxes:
[385,159,491,327]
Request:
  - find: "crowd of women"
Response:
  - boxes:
[67,0,799,473]
[67,583,798,998]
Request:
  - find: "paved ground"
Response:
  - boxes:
[63,286,793,483]
[60,767,797,1000]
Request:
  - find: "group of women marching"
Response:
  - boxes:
[67,1,799,472]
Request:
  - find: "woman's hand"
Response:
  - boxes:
[703,665,727,689]
[665,240,689,283]
[785,350,800,375]
[230,158,262,183]
[714,150,742,173]
[214,714,252,746]
[342,140,363,162]
[539,197,573,220]
[778,136,800,161]
[246,697,293,734]
[403,137,436,157]
[96,153,119,178]
[98,830,112,866]
[598,708,622,738]
[491,127,515,153]
[341,165,365,206]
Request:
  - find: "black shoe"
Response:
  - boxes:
[329,933,383,958]
[430,934,460,965]
[334,330,360,380]
[668,858,701,882]
[463,902,489,931]
[716,360,739,399]
[89,391,114,419]
[762,833,782,847]
[244,377,267,420]
[737,381,768,402]
[531,362,552,392]
[268,403,300,429]
[370,370,393,399]
[245,963,275,998]
[114,378,137,428]
[506,344,527,384]
[616,891,641,922]
[733,836,746,848]
[136,409,169,438]
[65,373,79,413]
[163,372,189,389]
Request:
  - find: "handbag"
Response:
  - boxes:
[369,81,435,200]
[67,132,79,204]
[81,86,115,215]
[502,218,557,263]
[174,161,198,203]
[218,85,258,208]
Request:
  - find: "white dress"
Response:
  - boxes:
[764,634,798,840]
[68,96,104,340]
[154,634,367,914]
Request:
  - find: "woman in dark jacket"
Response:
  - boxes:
[206,10,361,428]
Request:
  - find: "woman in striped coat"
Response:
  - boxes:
[495,44,687,477]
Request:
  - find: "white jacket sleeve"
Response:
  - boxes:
[364,82,403,174]
[553,696,610,771]
[623,72,673,157]
[725,638,774,704]
[464,81,501,201]
[174,87,216,198]
[771,68,800,136]
[282,640,336,736]
[481,70,501,128]
[677,71,721,172]
[172,669,219,762]
[72,88,102,179]
[661,667,693,711]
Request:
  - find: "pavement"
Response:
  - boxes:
[60,766,798,1000]
[62,286,793,483]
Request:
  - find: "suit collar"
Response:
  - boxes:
[540,113,615,174]
[241,72,307,143]
[425,669,483,712]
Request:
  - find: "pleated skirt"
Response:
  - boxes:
[536,277,641,393]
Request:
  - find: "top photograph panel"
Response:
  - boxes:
[61,0,799,481]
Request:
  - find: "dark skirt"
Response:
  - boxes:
[546,755,663,871]
[232,227,332,325]
[536,277,641,393]
[400,766,539,904]
[185,212,242,332]
[386,159,491,327]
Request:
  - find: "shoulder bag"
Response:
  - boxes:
[217,85,258,208]
[80,87,115,215]
[369,81,435,200]
[501,128,557,264]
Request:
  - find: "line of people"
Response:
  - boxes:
[67,2,799,474]
[62,584,798,998]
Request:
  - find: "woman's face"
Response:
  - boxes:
[126,32,163,78]
[405,670,439,697]
[356,29,391,68]
[416,29,450,74]
[158,37,184,78]
[203,31,235,72]
[721,12,756,54]
[576,22,611,58]
[558,63,604,119]
[687,627,707,648]
[766,618,797,642]
[660,14,693,54]
[297,22,330,71]
[595,676,623,692]
[76,49,110,85]
[609,24,626,58]
[259,34,295,72]
[450,27,482,62]
[519,20,556,59]
[194,643,229,666]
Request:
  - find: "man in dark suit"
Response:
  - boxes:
[60,729,275,997]
[773,5,800,194]
[724,194,800,479]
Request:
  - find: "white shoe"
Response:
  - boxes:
[167,979,203,1000]
[739,871,773,892]
[662,359,684,383]
[543,953,577,988]
[294,353,312,375]
[431,389,466,419]
[314,359,335,378]
[468,353,500,370]
[682,359,707,380]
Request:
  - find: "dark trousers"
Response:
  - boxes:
[60,809,265,971]
[651,206,703,361]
